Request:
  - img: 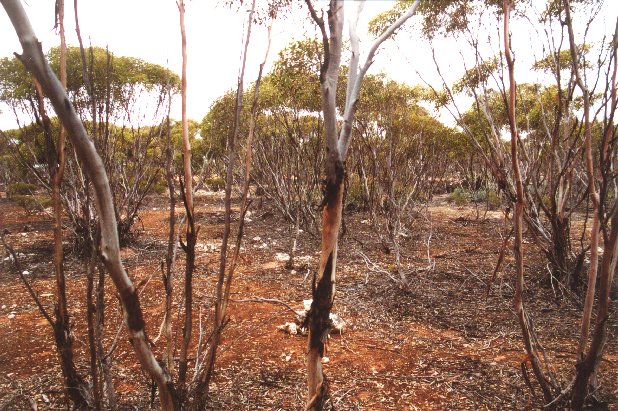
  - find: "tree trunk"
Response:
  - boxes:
[176,0,196,390]
[1,2,179,409]
[503,0,554,402]
[303,1,419,407]
[163,109,176,376]
[33,46,89,406]
[569,9,618,406]
[195,3,259,407]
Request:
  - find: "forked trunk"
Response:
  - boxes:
[303,1,420,407]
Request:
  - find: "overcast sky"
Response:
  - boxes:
[1,1,617,131]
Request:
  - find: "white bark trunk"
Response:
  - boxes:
[1,1,178,409]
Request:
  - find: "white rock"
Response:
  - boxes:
[252,236,261,242]
[275,252,290,262]
[329,313,346,334]
[22,270,30,276]
[322,357,329,364]
[7,313,15,319]
[277,322,298,335]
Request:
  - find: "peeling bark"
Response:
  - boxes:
[303,1,419,408]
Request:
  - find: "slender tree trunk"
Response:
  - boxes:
[304,3,344,408]
[176,0,196,389]
[503,0,554,402]
[286,203,301,270]
[53,0,68,359]
[563,0,601,364]
[196,3,259,407]
[570,13,618,408]
[163,107,176,376]
[95,264,116,409]
[1,2,179,409]
[86,255,101,410]
[34,57,89,407]
[303,1,419,408]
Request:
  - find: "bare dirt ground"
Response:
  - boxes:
[0,191,616,410]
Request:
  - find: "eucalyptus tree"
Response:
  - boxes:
[417,0,618,406]
[302,0,420,408]
[0,46,180,247]
[253,39,326,234]
[1,0,180,408]
[352,75,460,279]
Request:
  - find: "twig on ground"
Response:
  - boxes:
[357,250,398,284]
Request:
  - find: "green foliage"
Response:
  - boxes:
[222,0,293,24]
[262,38,323,112]
[11,194,52,212]
[448,187,500,208]
[0,56,34,105]
[47,46,180,111]
[532,45,592,76]
[459,83,571,149]
[345,174,367,211]
[0,46,180,130]
[8,182,38,197]
[453,57,500,95]
[449,187,471,205]
[368,1,416,37]
[150,181,168,195]
[198,91,241,160]
[369,0,503,40]
[486,190,501,209]
[205,176,225,191]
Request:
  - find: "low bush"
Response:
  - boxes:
[8,182,38,198]
[205,176,225,191]
[449,187,501,209]
[12,194,52,212]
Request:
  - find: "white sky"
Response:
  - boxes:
[1,1,617,131]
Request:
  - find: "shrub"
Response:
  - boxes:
[151,180,168,195]
[12,194,52,212]
[486,190,501,210]
[205,176,225,191]
[449,187,501,210]
[8,182,38,198]
[448,187,470,205]
[346,174,366,211]
[471,188,487,203]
